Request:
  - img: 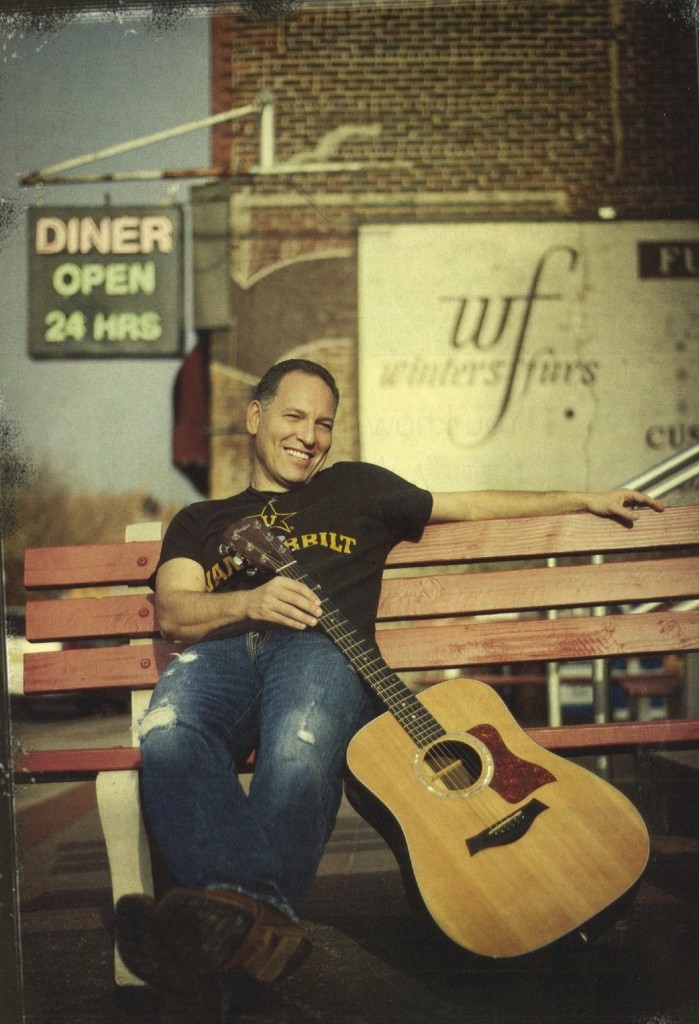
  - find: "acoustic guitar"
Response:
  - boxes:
[224,519,650,958]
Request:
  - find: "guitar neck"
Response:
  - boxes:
[277,561,444,748]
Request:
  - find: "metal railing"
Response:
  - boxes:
[546,442,699,734]
[623,440,699,499]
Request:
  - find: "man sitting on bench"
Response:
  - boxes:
[115,358,662,1003]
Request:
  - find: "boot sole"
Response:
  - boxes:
[156,888,311,983]
[156,888,255,975]
[115,894,193,993]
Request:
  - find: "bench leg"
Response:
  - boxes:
[96,769,154,988]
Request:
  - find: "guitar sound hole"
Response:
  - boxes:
[417,736,493,797]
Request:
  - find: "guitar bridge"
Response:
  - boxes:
[466,798,548,856]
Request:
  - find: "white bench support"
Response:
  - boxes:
[96,769,154,987]
[96,521,161,987]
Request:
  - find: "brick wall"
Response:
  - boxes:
[210,0,698,217]
[202,0,698,497]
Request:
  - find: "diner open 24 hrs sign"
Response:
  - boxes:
[27,205,184,357]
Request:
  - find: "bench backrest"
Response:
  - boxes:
[22,506,699,696]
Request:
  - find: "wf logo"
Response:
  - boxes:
[442,245,580,442]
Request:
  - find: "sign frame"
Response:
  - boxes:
[27,204,185,358]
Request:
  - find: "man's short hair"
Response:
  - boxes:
[253,359,340,408]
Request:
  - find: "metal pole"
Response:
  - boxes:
[258,91,276,172]
[0,532,25,1024]
[545,559,562,727]
[21,103,259,185]
[622,441,699,492]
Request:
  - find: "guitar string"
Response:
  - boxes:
[227,529,479,783]
[298,562,497,800]
[240,534,501,807]
[231,531,494,801]
[317,604,514,824]
[320,610,486,792]
[230,531,513,817]
[223,532,453,755]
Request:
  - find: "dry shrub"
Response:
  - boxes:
[3,463,182,608]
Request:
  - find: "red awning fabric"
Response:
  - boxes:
[173,335,209,493]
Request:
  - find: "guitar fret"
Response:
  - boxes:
[294,578,443,743]
[228,526,446,749]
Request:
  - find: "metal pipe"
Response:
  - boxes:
[627,598,699,614]
[258,91,276,172]
[622,441,699,492]
[590,554,611,777]
[21,103,259,185]
[643,462,699,499]
[0,536,25,1023]
[20,169,246,186]
[545,557,562,727]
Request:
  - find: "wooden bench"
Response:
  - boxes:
[13,506,699,986]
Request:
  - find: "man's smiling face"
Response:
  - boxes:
[247,370,336,492]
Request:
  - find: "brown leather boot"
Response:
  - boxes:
[156,888,311,984]
[115,894,195,993]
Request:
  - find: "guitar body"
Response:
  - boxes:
[345,676,649,958]
[223,521,649,959]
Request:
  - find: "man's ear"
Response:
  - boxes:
[246,400,261,436]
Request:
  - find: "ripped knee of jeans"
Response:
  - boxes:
[175,651,199,664]
[159,649,199,681]
[139,701,178,741]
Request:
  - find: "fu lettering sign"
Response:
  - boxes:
[28,205,184,357]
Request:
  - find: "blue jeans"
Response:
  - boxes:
[139,629,375,920]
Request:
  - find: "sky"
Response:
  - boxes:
[0,6,213,507]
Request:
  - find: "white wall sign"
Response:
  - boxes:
[358,221,699,492]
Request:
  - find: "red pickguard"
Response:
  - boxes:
[468,723,556,802]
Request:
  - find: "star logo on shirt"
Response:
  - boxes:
[247,501,297,535]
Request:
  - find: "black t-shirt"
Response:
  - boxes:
[155,461,433,641]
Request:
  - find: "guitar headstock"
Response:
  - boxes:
[223,519,294,575]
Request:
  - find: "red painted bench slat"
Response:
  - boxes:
[24,540,161,589]
[15,746,144,776]
[14,745,259,778]
[22,611,699,693]
[377,609,699,670]
[22,642,182,694]
[26,594,159,642]
[387,505,699,566]
[14,717,699,780]
[23,506,699,587]
[378,556,699,620]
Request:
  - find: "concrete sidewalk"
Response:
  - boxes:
[13,712,699,1024]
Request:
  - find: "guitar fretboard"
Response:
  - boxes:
[277,561,446,750]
